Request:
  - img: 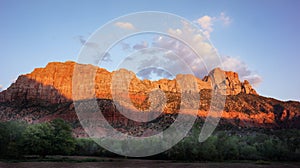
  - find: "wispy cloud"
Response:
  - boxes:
[133,41,148,50]
[101,52,112,62]
[136,67,173,80]
[78,35,86,45]
[114,22,135,30]
[0,84,3,91]
[77,35,98,48]
[120,42,131,51]
[219,12,232,26]
[77,35,112,64]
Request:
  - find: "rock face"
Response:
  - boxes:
[0,61,299,137]
[0,62,75,104]
[203,68,257,95]
[0,62,257,105]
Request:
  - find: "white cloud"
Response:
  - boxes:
[152,35,263,85]
[123,14,260,87]
[114,22,135,30]
[152,20,261,86]
[196,15,215,39]
[196,12,232,38]
[243,74,263,87]
[136,27,210,78]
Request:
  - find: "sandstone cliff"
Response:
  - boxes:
[203,68,257,95]
[0,61,299,137]
[0,61,257,104]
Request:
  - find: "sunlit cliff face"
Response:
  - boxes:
[0,61,299,134]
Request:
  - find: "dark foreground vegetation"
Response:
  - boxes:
[0,119,300,162]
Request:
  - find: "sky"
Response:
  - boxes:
[0,0,299,101]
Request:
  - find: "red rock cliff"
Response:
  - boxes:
[0,61,299,136]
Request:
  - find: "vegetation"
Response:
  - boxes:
[0,120,299,162]
[0,120,27,158]
[0,119,75,159]
[158,127,300,161]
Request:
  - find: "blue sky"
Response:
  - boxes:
[0,0,299,101]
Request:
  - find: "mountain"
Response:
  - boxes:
[0,61,299,137]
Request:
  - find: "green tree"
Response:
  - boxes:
[0,121,27,158]
[21,118,75,158]
[218,135,239,160]
[198,135,218,161]
[239,145,259,160]
[50,119,75,155]
[0,122,9,157]
[22,122,54,158]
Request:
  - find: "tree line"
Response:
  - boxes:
[0,119,299,161]
[0,119,75,159]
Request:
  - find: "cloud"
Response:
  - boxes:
[78,35,86,45]
[219,12,232,26]
[195,13,261,86]
[159,40,211,77]
[243,74,263,87]
[196,15,215,38]
[78,35,98,48]
[221,56,262,86]
[195,12,232,38]
[101,52,112,62]
[151,21,218,78]
[133,41,148,50]
[77,35,112,64]
[120,42,131,51]
[114,22,135,30]
[0,84,3,91]
[136,67,174,80]
[113,14,259,86]
[150,19,261,86]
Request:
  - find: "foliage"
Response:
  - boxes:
[50,119,75,155]
[21,119,75,157]
[0,121,27,158]
[74,138,103,156]
[21,122,54,158]
[0,120,300,161]
[0,119,75,159]
[159,128,300,161]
